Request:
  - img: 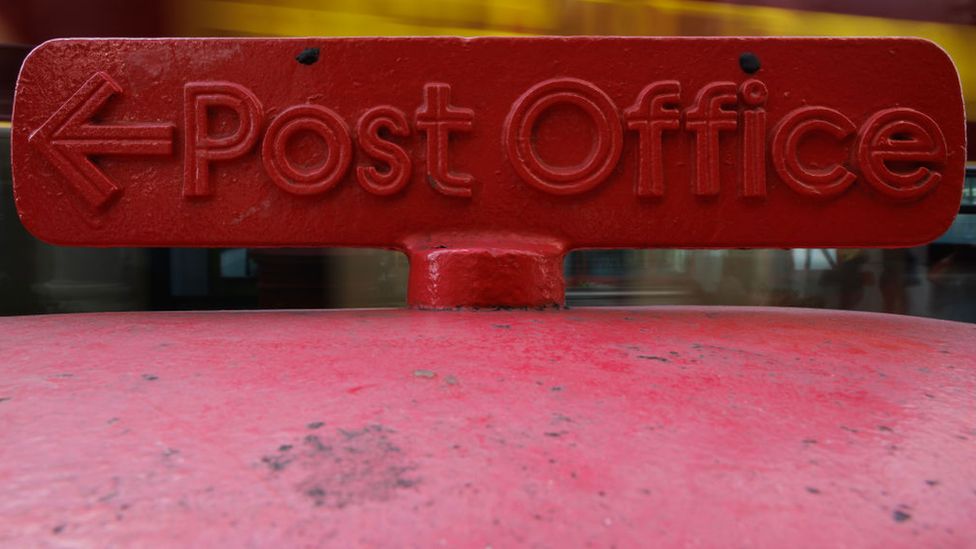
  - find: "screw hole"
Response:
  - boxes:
[739,52,760,74]
[296,48,320,65]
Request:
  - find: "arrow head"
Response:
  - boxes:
[29,71,174,209]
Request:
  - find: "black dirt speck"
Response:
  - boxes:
[306,486,326,502]
[142,374,158,381]
[305,434,330,452]
[265,424,421,508]
[893,509,912,522]
[262,453,294,472]
[307,422,325,430]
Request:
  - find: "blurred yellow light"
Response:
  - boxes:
[188,0,976,119]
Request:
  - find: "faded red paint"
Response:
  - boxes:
[0,307,974,546]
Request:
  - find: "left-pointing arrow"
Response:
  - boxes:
[29,71,174,209]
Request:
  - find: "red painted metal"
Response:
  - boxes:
[10,37,967,307]
[5,37,975,546]
[0,307,974,545]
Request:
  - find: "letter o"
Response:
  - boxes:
[262,104,352,196]
[504,78,623,195]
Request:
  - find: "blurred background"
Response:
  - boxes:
[0,0,974,319]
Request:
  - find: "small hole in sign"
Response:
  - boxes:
[739,52,760,74]
[296,48,320,65]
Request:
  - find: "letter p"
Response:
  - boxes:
[183,82,263,197]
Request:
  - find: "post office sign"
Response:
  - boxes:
[11,37,967,249]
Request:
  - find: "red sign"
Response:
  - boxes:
[11,37,967,249]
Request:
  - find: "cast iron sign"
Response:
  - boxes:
[11,37,966,250]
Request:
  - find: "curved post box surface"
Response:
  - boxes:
[0,307,974,546]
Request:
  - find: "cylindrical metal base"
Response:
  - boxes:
[405,235,565,308]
